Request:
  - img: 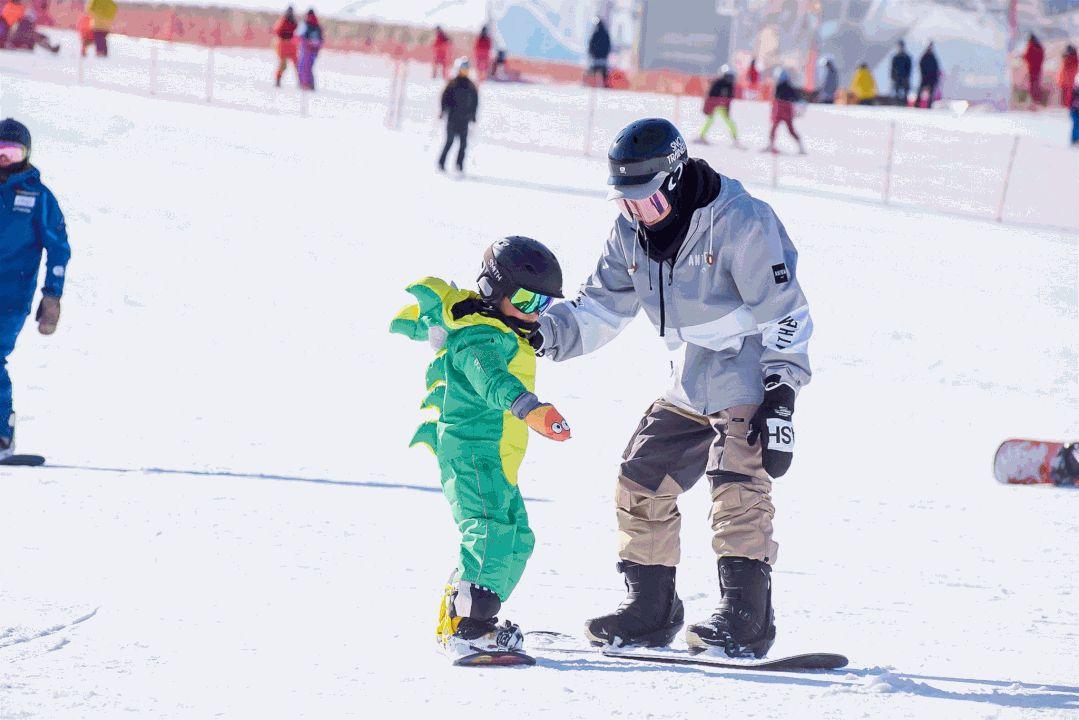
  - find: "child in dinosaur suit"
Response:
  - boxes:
[390,236,571,659]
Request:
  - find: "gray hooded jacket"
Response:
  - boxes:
[537,175,812,415]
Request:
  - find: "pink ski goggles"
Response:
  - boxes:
[616,189,671,225]
[0,143,27,166]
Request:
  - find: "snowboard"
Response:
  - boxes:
[527,632,847,672]
[0,454,45,467]
[993,439,1075,486]
[452,650,535,667]
[602,647,848,671]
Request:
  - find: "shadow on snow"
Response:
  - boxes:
[534,655,1079,711]
[39,464,550,502]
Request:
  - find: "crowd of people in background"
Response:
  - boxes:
[272,5,322,90]
[822,33,1074,112]
[1024,34,1078,108]
[429,23,511,82]
[834,40,940,107]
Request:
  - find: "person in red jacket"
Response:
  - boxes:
[272,5,298,88]
[76,11,92,56]
[0,0,26,46]
[1060,44,1078,108]
[473,25,491,82]
[432,25,450,79]
[1023,33,1045,106]
[766,69,805,154]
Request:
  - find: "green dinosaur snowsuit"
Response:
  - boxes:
[391,277,536,602]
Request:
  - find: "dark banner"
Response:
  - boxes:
[638,0,733,74]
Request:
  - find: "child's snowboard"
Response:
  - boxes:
[993,439,1075,486]
[0,454,46,467]
[452,650,535,667]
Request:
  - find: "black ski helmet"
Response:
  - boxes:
[606,118,687,200]
[477,236,564,304]
[0,118,31,158]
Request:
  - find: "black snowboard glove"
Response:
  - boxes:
[747,374,796,478]
[526,326,546,356]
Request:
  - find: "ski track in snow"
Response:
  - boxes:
[0,31,1076,720]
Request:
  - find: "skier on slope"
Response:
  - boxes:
[697,65,742,148]
[0,118,70,461]
[527,118,813,659]
[767,69,806,154]
[390,237,572,661]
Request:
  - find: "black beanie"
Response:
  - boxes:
[0,118,31,153]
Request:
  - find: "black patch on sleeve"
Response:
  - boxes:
[771,263,790,284]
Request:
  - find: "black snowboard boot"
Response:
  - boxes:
[685,557,776,658]
[584,561,684,648]
[1051,443,1079,485]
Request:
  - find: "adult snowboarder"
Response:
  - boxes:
[1061,45,1078,108]
[438,57,478,173]
[890,40,912,103]
[295,8,322,91]
[0,118,70,461]
[1023,33,1045,106]
[473,25,491,81]
[586,17,611,88]
[390,236,572,663]
[917,42,940,109]
[529,118,813,658]
[817,57,838,104]
[431,26,451,79]
[272,6,298,88]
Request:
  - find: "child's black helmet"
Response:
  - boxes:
[477,236,564,302]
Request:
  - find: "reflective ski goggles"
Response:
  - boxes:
[0,143,27,166]
[509,287,552,314]
[616,189,671,225]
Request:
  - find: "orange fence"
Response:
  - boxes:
[42,0,716,95]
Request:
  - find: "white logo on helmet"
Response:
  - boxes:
[666,137,686,166]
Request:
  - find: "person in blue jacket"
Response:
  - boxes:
[0,118,70,460]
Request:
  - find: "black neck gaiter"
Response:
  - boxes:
[638,158,722,264]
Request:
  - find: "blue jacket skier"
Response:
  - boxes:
[0,118,70,459]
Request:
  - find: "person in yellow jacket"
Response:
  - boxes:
[850,62,877,105]
[390,236,572,663]
[84,0,116,57]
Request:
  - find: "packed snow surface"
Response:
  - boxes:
[0,36,1077,720]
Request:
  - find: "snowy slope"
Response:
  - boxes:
[0,40,1077,720]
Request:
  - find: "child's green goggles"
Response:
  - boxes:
[509,287,553,314]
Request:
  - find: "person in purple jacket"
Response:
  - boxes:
[296,8,323,91]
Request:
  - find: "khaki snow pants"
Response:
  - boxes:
[616,399,779,567]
